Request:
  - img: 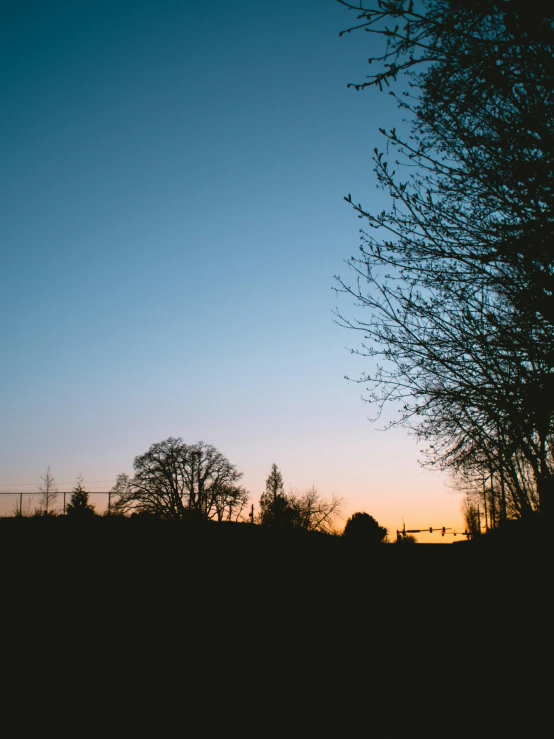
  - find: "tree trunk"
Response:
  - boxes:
[537,474,554,521]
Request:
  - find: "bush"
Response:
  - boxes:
[343,512,388,545]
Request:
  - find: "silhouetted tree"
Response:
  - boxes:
[110,438,246,521]
[287,487,344,534]
[462,496,482,539]
[258,464,291,527]
[37,466,59,516]
[262,464,284,504]
[215,483,250,522]
[258,466,343,532]
[109,473,133,515]
[343,512,388,544]
[336,0,554,515]
[66,475,95,518]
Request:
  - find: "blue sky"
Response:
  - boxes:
[1,0,464,539]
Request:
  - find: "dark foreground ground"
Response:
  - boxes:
[0,518,549,738]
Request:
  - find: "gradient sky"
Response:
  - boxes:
[1,0,465,541]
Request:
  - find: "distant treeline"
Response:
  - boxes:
[5,441,391,544]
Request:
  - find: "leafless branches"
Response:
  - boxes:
[110,438,248,522]
[37,466,59,516]
[336,0,554,519]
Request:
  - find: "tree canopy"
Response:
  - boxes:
[110,438,248,521]
[343,512,388,544]
[336,0,554,519]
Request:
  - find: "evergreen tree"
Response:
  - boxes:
[258,464,292,527]
[66,474,95,518]
[264,463,284,503]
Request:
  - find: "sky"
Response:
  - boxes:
[1,0,466,541]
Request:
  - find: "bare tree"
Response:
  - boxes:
[110,438,247,521]
[287,487,344,534]
[462,495,482,539]
[37,466,59,516]
[108,473,134,516]
[213,483,249,523]
[336,0,554,516]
